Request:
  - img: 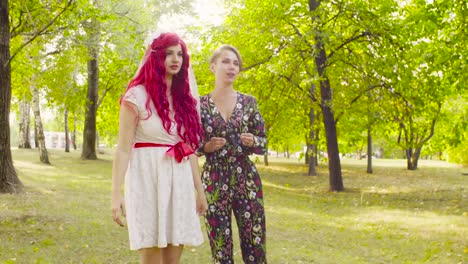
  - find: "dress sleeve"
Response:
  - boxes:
[121,86,143,124]
[246,96,267,155]
[123,87,136,102]
[195,120,208,156]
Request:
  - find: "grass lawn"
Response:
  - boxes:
[0,149,466,264]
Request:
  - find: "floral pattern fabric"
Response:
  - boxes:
[198,92,267,264]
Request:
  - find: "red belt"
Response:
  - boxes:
[134,142,194,163]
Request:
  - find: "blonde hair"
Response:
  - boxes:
[209,44,243,70]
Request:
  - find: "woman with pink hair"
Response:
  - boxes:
[111,33,207,263]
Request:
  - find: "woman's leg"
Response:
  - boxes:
[233,171,267,264]
[161,244,184,264]
[204,196,235,263]
[139,245,184,264]
[139,247,162,264]
[202,167,235,263]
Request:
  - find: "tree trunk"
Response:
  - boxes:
[34,125,38,148]
[309,0,343,191]
[18,98,31,148]
[406,148,414,170]
[81,17,100,160]
[306,143,316,175]
[30,80,50,164]
[319,76,344,191]
[0,0,23,193]
[367,90,373,173]
[367,126,373,174]
[64,109,70,152]
[263,154,269,166]
[81,56,98,159]
[314,127,319,166]
[406,147,421,170]
[314,43,343,190]
[72,115,77,150]
[307,102,317,176]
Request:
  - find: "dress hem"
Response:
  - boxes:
[130,240,204,251]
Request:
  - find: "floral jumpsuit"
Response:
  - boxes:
[198,92,267,264]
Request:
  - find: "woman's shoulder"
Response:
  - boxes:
[122,85,147,106]
[197,94,210,111]
[126,85,147,98]
[237,92,257,103]
[199,94,210,103]
[129,84,146,93]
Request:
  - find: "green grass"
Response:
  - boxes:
[0,149,467,264]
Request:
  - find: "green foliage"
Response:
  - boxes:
[427,94,468,165]
[446,138,468,165]
[189,0,468,170]
[192,0,316,153]
[9,0,197,148]
[7,0,467,166]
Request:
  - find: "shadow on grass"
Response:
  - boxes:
[2,150,466,264]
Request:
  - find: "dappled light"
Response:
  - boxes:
[1,0,467,262]
[348,209,466,234]
[1,151,466,263]
[262,179,324,193]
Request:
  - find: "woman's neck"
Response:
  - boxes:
[212,81,235,97]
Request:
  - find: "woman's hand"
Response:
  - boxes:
[240,133,255,147]
[204,137,226,153]
[196,191,208,216]
[111,197,126,227]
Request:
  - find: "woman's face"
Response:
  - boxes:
[164,44,183,77]
[211,49,240,83]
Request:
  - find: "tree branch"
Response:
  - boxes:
[328,30,371,59]
[242,42,286,71]
[279,74,318,103]
[420,104,441,145]
[8,0,74,65]
[279,74,303,91]
[334,83,384,122]
[288,22,314,50]
[242,58,273,71]
[10,10,26,37]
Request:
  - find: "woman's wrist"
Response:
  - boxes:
[195,184,204,194]
[204,141,212,153]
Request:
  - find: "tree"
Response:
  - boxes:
[370,0,463,170]
[1,0,73,192]
[18,98,31,148]
[77,0,195,158]
[192,0,387,189]
[308,0,344,190]
[81,14,100,160]
[12,0,75,163]
[0,0,23,193]
[29,73,50,164]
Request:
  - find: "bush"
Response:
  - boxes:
[446,142,468,166]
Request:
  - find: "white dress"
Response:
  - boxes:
[122,85,204,250]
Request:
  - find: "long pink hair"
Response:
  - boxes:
[124,33,202,150]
